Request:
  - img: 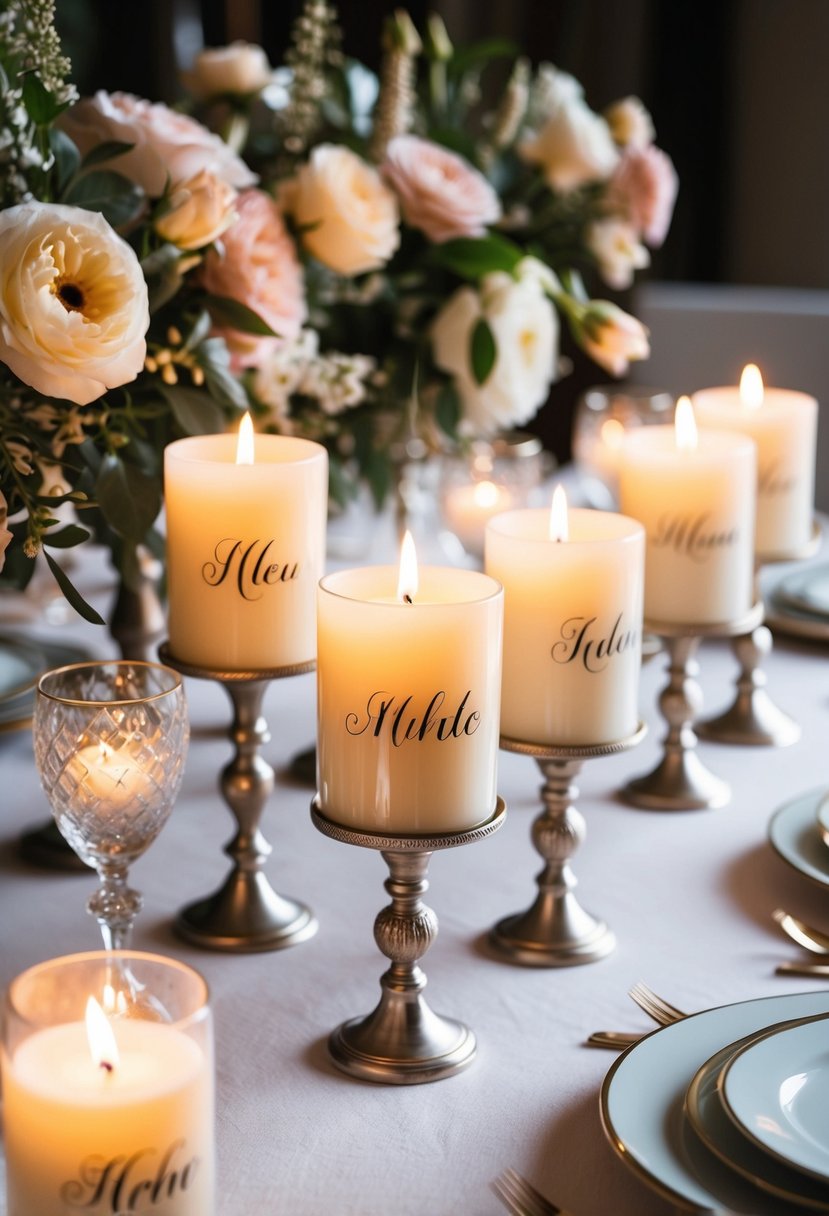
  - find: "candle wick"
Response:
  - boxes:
[403,594,413,605]
[99,1060,114,1074]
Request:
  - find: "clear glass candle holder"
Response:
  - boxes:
[2,950,215,1216]
[571,385,674,505]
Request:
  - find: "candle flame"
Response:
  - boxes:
[674,396,698,451]
[86,996,120,1073]
[397,529,418,604]
[472,480,500,508]
[740,363,764,410]
[600,418,625,450]
[549,484,569,542]
[235,412,255,465]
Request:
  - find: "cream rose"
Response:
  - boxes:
[155,169,238,250]
[60,91,256,198]
[585,217,649,290]
[183,42,273,98]
[0,202,149,405]
[604,96,655,150]
[288,144,400,276]
[382,135,501,243]
[520,95,619,193]
[431,266,559,435]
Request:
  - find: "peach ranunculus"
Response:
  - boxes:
[603,96,655,150]
[519,95,619,193]
[59,91,257,199]
[0,202,148,405]
[287,144,400,276]
[382,135,501,243]
[0,490,11,573]
[182,42,273,98]
[200,189,306,370]
[154,170,238,250]
[585,217,649,291]
[608,144,679,248]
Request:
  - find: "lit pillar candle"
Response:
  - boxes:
[164,415,328,669]
[619,397,756,625]
[692,365,817,556]
[3,998,214,1216]
[441,478,514,557]
[317,533,503,833]
[485,487,644,747]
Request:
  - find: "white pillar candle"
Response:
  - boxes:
[317,539,503,834]
[485,489,644,747]
[3,1009,214,1216]
[441,479,515,557]
[619,397,756,626]
[164,416,328,670]
[692,365,817,556]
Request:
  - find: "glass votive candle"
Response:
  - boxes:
[2,951,215,1216]
[571,385,674,503]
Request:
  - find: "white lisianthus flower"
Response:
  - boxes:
[577,300,650,376]
[431,265,559,435]
[287,144,400,276]
[520,96,619,193]
[585,218,650,290]
[0,202,149,405]
[155,170,238,250]
[182,42,273,98]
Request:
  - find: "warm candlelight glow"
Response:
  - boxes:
[600,417,625,450]
[674,396,698,451]
[397,529,418,604]
[549,485,569,542]
[85,996,119,1072]
[472,480,500,509]
[740,363,764,410]
[235,412,255,465]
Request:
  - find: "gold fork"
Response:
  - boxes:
[586,982,687,1049]
[773,908,829,955]
[490,1168,570,1216]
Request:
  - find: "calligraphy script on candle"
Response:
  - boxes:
[551,612,639,673]
[652,512,739,562]
[758,462,797,496]
[201,538,299,600]
[59,1139,202,1213]
[345,690,481,747]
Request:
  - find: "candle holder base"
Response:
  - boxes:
[490,727,645,967]
[160,644,318,953]
[697,526,820,748]
[311,798,505,1084]
[622,605,763,811]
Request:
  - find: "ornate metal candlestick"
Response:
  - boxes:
[160,644,318,952]
[623,603,763,811]
[697,523,821,747]
[311,797,506,1084]
[490,727,645,967]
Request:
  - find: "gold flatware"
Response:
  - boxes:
[773,908,829,954]
[490,1168,570,1216]
[776,960,829,979]
[586,983,688,1049]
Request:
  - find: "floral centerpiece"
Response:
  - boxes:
[0,0,676,616]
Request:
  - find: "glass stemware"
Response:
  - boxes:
[33,661,189,952]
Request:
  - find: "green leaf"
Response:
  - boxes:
[96,455,161,542]
[160,384,226,436]
[435,381,461,435]
[81,140,135,169]
[50,129,81,194]
[63,171,145,229]
[21,72,60,124]
[206,295,279,337]
[448,38,517,77]
[470,317,497,385]
[142,245,185,313]
[42,523,91,550]
[182,309,213,353]
[43,553,105,625]
[430,233,523,279]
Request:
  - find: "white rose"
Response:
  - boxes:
[0,202,149,405]
[289,144,400,276]
[585,217,649,290]
[432,270,559,435]
[183,42,273,98]
[520,96,619,192]
[155,169,238,250]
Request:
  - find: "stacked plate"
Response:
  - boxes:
[764,562,829,643]
[0,633,96,734]
[769,789,829,891]
[601,990,829,1212]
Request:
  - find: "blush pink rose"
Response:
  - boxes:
[60,91,257,198]
[608,144,678,248]
[382,134,501,243]
[200,189,306,370]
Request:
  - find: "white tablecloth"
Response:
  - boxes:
[1,549,828,1216]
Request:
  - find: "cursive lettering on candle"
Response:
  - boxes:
[59,1139,200,1212]
[201,538,299,601]
[758,460,797,497]
[652,512,739,562]
[345,690,481,746]
[550,613,639,673]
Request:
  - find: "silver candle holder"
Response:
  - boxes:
[490,725,645,967]
[160,643,318,952]
[697,522,821,748]
[623,603,763,811]
[311,796,506,1084]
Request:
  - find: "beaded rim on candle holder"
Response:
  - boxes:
[499,721,648,762]
[644,601,764,641]
[158,642,315,682]
[757,517,822,567]
[311,797,506,852]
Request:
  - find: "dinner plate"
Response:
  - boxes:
[685,1019,829,1210]
[768,789,829,890]
[722,1015,829,1184]
[601,990,829,1213]
[817,795,829,849]
[776,564,829,619]
[0,638,98,734]
[762,566,829,644]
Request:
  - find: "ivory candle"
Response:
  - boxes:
[619,397,756,626]
[164,416,328,669]
[3,1009,214,1216]
[692,365,817,557]
[485,489,644,747]
[317,539,503,833]
[441,479,514,557]
[69,742,155,809]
